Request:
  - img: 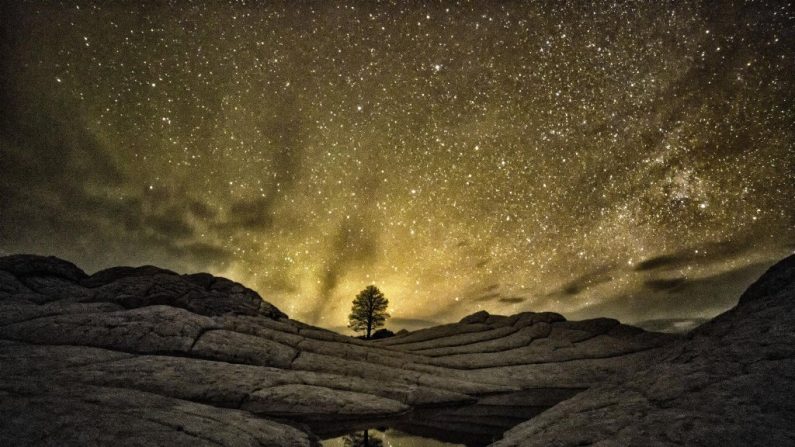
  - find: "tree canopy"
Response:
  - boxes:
[348,285,389,339]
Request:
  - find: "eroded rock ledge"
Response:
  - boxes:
[492,255,795,446]
[1,254,792,446]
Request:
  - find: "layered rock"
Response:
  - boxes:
[493,255,795,446]
[1,253,792,446]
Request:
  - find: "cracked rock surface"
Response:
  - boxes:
[492,255,795,447]
[1,254,791,445]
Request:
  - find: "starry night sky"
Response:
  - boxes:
[1,1,792,331]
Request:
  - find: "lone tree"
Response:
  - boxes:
[348,285,389,339]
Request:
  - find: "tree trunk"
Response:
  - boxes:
[366,314,372,339]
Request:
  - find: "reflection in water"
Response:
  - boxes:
[315,388,583,447]
[343,430,383,447]
[322,428,461,447]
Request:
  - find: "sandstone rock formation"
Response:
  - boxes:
[492,254,795,446]
[1,253,792,446]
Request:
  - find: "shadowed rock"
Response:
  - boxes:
[1,254,792,446]
[492,255,795,446]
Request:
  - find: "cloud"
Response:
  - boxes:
[635,255,680,271]
[0,82,127,257]
[472,292,500,302]
[469,284,500,302]
[388,317,440,332]
[466,284,527,305]
[214,94,304,232]
[321,217,379,298]
[643,277,687,292]
[567,260,774,324]
[188,201,217,219]
[548,264,617,297]
[635,239,754,272]
[0,17,236,274]
[166,242,233,270]
[215,197,274,231]
[301,214,380,325]
[145,212,195,239]
[0,74,231,274]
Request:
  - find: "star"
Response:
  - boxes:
[0,1,791,332]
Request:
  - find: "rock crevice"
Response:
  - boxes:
[2,254,792,446]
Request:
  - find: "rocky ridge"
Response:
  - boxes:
[0,254,792,445]
[492,254,795,446]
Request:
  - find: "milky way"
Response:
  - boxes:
[1,1,792,331]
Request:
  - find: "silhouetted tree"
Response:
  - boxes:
[348,285,389,339]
